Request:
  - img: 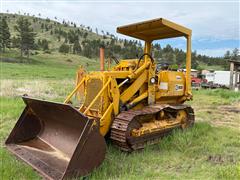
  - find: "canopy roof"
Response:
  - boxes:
[117,18,191,41]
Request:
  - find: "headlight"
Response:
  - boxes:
[150,77,156,84]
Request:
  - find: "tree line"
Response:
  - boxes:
[0,14,239,70]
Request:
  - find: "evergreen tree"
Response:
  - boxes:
[0,16,11,52]
[83,32,88,39]
[162,45,174,64]
[153,43,162,61]
[57,35,61,42]
[224,50,231,59]
[68,30,78,43]
[59,43,69,53]
[41,39,49,51]
[15,17,36,57]
[191,50,199,69]
[73,40,81,54]
[232,48,239,61]
[11,36,19,48]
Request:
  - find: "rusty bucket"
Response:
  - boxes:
[5,96,106,180]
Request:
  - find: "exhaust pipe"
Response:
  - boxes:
[100,47,104,71]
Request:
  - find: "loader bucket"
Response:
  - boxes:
[5,96,106,180]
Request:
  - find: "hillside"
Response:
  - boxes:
[1,13,111,50]
[0,13,236,70]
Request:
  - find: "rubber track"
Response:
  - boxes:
[110,104,195,152]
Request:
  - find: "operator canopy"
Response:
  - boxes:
[117,18,191,41]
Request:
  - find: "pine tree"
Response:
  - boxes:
[59,43,69,53]
[73,40,81,54]
[15,17,36,58]
[83,32,88,39]
[57,35,61,42]
[11,36,19,48]
[41,39,49,51]
[0,16,11,52]
[224,50,231,59]
[232,48,239,61]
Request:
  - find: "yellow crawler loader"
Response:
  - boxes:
[6,18,195,179]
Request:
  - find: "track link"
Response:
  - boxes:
[110,104,194,152]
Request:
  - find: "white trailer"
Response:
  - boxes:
[205,71,235,87]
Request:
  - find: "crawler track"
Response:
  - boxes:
[110,104,194,152]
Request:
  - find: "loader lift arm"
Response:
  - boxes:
[117,18,192,98]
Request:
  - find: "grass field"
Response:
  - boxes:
[1,52,240,179]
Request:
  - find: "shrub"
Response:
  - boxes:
[59,43,69,53]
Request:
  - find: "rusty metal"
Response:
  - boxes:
[100,48,104,71]
[84,78,102,110]
[5,96,106,180]
[110,104,194,152]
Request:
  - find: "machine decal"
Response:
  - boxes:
[176,75,182,80]
[159,82,168,90]
[175,84,183,91]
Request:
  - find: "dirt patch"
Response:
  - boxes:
[0,57,20,63]
[208,154,236,165]
[66,59,73,63]
[0,79,63,99]
[219,104,240,113]
[0,57,42,64]
[193,102,240,130]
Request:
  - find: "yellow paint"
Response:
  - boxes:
[185,35,192,98]
[117,18,191,41]
[156,71,185,99]
[131,119,181,137]
[63,18,192,137]
[83,78,111,114]
[100,103,113,136]
[64,78,85,104]
[110,78,120,115]
[127,91,148,107]
[120,70,147,104]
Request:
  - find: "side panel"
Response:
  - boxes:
[156,71,185,101]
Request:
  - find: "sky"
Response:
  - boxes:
[1,0,239,57]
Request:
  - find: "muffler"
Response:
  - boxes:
[5,96,106,180]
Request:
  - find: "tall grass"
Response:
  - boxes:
[1,51,240,179]
[194,89,240,101]
[1,92,240,179]
[88,123,240,180]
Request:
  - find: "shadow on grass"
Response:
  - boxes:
[0,56,43,65]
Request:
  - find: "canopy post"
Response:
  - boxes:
[185,35,192,97]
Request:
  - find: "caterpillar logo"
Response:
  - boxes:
[176,75,182,80]
[175,84,183,91]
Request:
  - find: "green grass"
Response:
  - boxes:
[1,90,240,179]
[189,89,240,108]
[198,62,225,71]
[1,96,239,180]
[1,52,240,179]
[88,122,240,180]
[1,49,99,79]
